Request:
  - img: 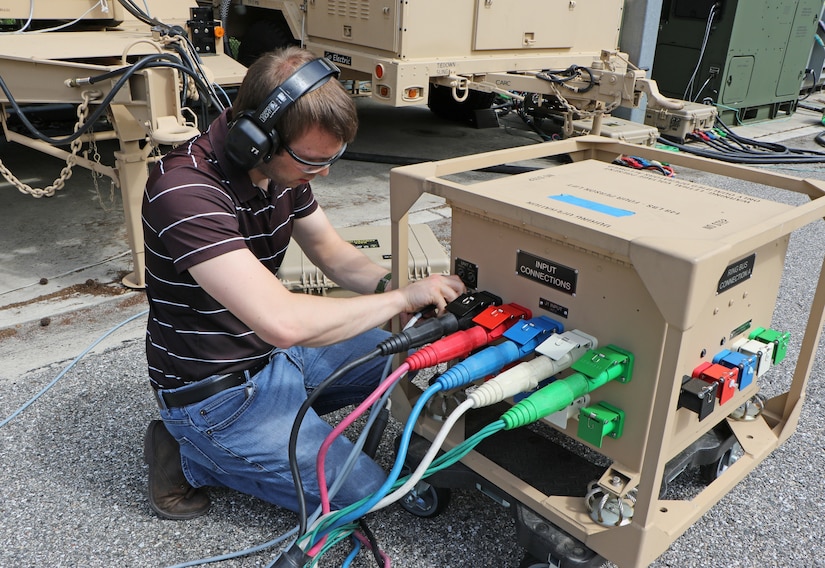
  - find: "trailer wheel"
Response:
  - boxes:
[427,83,496,123]
[518,553,557,568]
[398,480,451,518]
[700,447,733,484]
[237,15,298,67]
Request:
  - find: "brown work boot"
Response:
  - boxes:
[143,420,210,520]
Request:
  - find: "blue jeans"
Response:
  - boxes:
[156,328,390,513]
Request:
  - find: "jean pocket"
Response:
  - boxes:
[195,383,256,431]
[178,436,228,475]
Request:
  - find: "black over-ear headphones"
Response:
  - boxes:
[225,57,340,170]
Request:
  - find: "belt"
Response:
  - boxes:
[156,359,268,408]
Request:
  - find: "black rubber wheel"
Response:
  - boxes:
[427,83,496,123]
[519,553,554,568]
[398,480,451,518]
[236,15,298,67]
[700,447,733,484]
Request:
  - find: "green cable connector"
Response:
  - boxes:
[749,327,790,364]
[578,402,625,448]
[570,345,634,384]
[655,143,680,153]
[500,345,633,430]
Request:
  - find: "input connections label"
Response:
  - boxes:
[516,250,578,296]
[717,253,756,294]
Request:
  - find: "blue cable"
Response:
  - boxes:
[314,316,562,539]
[340,535,362,568]
[315,381,443,536]
[0,309,148,430]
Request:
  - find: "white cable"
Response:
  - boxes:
[683,4,717,101]
[368,398,474,513]
[26,0,106,34]
[3,0,34,33]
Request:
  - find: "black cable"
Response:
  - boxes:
[712,119,780,150]
[799,69,817,101]
[362,402,389,459]
[2,53,176,144]
[111,2,225,114]
[357,519,386,568]
[666,116,825,164]
[515,105,554,142]
[287,347,383,535]
[0,54,220,146]
[815,129,825,148]
[662,136,825,164]
[164,25,226,112]
[116,0,165,28]
[536,65,595,94]
[284,300,487,535]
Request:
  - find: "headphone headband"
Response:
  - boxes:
[251,57,340,133]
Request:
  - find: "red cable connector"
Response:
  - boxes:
[692,361,738,405]
[405,303,531,371]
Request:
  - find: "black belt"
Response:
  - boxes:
[156,360,268,408]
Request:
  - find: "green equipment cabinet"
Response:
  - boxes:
[651,0,823,124]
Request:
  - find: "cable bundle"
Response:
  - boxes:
[661,118,825,165]
[613,155,674,177]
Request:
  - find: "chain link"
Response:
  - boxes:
[0,91,94,198]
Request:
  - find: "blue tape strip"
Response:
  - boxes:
[549,194,635,217]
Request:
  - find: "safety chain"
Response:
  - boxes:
[0,91,94,198]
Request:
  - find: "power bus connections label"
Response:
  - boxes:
[516,250,578,296]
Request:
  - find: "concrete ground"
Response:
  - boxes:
[2,97,825,568]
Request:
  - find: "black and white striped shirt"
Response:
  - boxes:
[142,111,318,389]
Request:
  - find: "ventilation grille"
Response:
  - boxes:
[327,0,370,19]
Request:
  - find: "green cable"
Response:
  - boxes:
[305,420,505,546]
[310,523,359,567]
[426,421,505,472]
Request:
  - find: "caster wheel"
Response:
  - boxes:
[398,480,451,518]
[700,447,733,484]
[519,553,557,568]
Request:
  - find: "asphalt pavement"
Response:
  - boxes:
[2,98,825,568]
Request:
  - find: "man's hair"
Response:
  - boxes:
[231,46,358,145]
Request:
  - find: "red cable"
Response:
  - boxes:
[315,362,411,516]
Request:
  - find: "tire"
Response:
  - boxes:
[427,83,496,123]
[519,553,556,568]
[700,448,733,484]
[398,481,451,518]
[236,15,298,67]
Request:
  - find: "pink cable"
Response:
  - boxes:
[353,530,392,567]
[316,362,411,516]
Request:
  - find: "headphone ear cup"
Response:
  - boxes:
[225,58,339,169]
[269,128,281,156]
[225,112,273,170]
[261,128,281,163]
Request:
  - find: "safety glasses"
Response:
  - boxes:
[282,141,347,174]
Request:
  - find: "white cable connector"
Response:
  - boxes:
[370,330,599,515]
[469,329,597,408]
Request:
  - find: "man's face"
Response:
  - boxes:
[259,125,346,187]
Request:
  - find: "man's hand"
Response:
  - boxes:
[397,274,466,315]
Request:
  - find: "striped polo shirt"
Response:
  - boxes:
[142,110,318,390]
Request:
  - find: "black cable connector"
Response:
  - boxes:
[377,291,502,355]
[272,543,310,568]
